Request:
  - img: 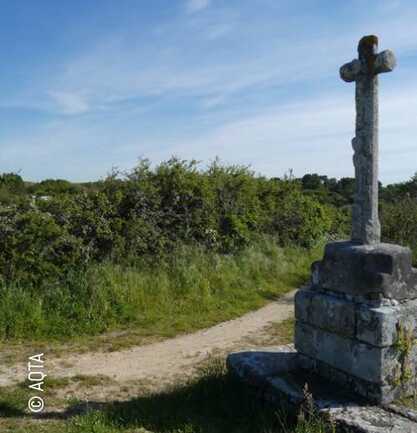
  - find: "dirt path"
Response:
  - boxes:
[1,291,295,396]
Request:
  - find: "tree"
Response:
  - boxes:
[0,173,24,192]
[301,173,323,190]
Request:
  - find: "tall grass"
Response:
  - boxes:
[0,237,321,341]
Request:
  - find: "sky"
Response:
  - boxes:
[0,0,416,184]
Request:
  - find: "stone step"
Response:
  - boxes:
[227,345,417,433]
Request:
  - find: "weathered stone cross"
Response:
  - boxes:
[340,35,396,245]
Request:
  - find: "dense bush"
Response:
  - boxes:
[30,178,81,196]
[381,196,417,263]
[0,206,88,286]
[0,158,339,288]
[0,173,25,192]
[2,160,416,290]
[1,160,416,340]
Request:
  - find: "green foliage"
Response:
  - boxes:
[392,323,415,386]
[2,160,416,341]
[0,358,336,433]
[0,173,26,206]
[0,206,88,286]
[0,239,321,340]
[60,358,334,433]
[0,159,337,340]
[300,174,355,206]
[31,178,80,196]
[301,173,324,190]
[381,196,417,263]
[0,158,334,289]
[0,173,24,192]
[381,172,417,202]
[267,187,333,247]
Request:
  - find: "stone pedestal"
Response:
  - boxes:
[295,241,417,404]
[227,346,417,432]
[227,240,417,430]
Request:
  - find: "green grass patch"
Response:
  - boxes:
[266,318,295,344]
[0,358,335,433]
[64,358,334,432]
[0,384,28,418]
[0,238,321,341]
[64,360,333,433]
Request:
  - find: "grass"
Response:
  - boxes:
[0,358,335,433]
[0,237,321,342]
[263,318,295,343]
[242,317,295,347]
[0,237,326,431]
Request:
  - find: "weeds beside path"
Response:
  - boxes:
[0,290,296,394]
[0,240,318,432]
[1,240,319,341]
[0,290,305,433]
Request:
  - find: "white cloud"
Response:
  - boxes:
[185,0,210,14]
[48,91,90,115]
[205,22,234,40]
[3,0,417,184]
[201,94,226,109]
[151,86,417,185]
[2,84,417,184]
[36,34,339,117]
[7,2,417,118]
[37,3,417,117]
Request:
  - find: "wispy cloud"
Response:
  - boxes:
[148,85,417,184]
[185,0,210,14]
[26,2,417,117]
[205,22,234,40]
[4,83,416,184]
[2,0,417,183]
[7,2,417,118]
[48,91,90,115]
[32,35,339,117]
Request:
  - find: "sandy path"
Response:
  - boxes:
[2,291,295,389]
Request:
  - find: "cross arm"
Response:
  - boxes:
[340,59,362,82]
[374,49,396,74]
[340,49,396,82]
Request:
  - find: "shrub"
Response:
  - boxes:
[0,158,337,291]
[0,206,88,287]
[381,197,417,263]
[267,187,333,247]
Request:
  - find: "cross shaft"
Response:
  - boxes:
[340,35,396,245]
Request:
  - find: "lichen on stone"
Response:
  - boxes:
[392,322,415,386]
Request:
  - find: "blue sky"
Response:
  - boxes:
[1,0,416,184]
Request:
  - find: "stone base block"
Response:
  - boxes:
[312,241,417,301]
[298,352,417,404]
[227,346,417,432]
[295,288,417,403]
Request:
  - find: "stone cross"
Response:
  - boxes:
[340,35,396,245]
